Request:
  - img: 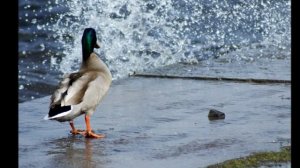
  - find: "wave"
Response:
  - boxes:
[46,0,290,80]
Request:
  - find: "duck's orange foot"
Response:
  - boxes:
[84,131,105,139]
[70,129,85,135]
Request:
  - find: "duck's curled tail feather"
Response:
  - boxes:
[44,105,73,120]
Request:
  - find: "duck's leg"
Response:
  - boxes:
[83,114,105,138]
[69,120,85,135]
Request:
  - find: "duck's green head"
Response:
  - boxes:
[81,28,100,60]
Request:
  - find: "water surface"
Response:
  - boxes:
[18,0,290,102]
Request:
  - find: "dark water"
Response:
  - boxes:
[18,0,290,103]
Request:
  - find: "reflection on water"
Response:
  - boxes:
[46,136,106,168]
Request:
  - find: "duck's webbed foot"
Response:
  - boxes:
[84,131,105,139]
[69,120,85,135]
[83,115,105,139]
[70,129,85,135]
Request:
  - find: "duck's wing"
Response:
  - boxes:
[46,72,98,120]
[50,72,99,107]
[64,72,99,106]
[49,72,82,107]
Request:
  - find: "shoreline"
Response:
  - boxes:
[207,146,291,168]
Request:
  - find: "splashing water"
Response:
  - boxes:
[44,0,290,80]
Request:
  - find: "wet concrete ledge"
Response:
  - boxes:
[19,75,291,168]
[131,72,291,84]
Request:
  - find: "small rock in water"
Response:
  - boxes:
[208,109,225,120]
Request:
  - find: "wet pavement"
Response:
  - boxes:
[19,74,290,168]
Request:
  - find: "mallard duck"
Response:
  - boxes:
[44,28,112,138]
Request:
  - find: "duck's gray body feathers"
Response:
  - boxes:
[44,53,112,122]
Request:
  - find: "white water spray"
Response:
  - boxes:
[47,0,290,80]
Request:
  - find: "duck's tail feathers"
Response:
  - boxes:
[44,105,73,120]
